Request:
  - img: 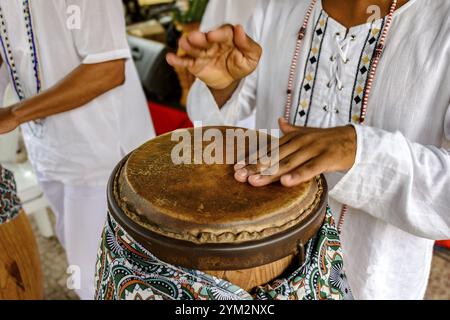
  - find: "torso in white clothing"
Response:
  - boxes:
[188,0,450,299]
[0,0,155,185]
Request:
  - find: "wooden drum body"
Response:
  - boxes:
[0,211,44,300]
[108,127,327,291]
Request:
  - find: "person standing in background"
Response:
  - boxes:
[0,0,155,299]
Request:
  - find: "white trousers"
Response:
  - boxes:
[39,179,107,300]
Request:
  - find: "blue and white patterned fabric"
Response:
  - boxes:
[0,165,22,225]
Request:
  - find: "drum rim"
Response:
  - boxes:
[107,154,328,271]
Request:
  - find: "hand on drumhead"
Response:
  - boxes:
[234,118,357,187]
[166,24,262,90]
[0,107,19,134]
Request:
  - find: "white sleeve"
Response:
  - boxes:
[186,0,268,126]
[187,72,258,126]
[330,106,450,240]
[200,0,259,32]
[66,0,131,64]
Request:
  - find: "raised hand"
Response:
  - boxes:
[166,24,262,90]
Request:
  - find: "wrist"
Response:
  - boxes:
[344,125,357,169]
[8,105,21,126]
[208,80,240,93]
[208,81,240,108]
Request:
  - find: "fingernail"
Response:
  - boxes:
[282,173,300,186]
[236,169,248,178]
[234,164,245,170]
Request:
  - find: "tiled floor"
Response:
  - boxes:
[30,214,449,300]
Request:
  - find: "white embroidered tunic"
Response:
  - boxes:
[0,0,155,186]
[188,0,450,299]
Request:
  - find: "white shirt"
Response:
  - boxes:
[188,0,450,300]
[0,0,155,186]
[201,0,258,30]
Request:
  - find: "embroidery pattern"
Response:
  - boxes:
[349,19,386,124]
[294,11,329,127]
[0,5,25,100]
[23,0,42,94]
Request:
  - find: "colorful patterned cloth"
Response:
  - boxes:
[0,165,22,225]
[95,208,353,300]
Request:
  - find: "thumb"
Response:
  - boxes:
[234,25,262,60]
[279,118,301,134]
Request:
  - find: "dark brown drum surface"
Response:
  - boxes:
[108,127,327,271]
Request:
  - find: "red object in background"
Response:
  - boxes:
[436,240,450,250]
[148,101,193,136]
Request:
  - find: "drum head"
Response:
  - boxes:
[108,127,327,270]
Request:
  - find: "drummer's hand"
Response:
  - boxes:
[234,118,357,187]
[166,24,262,90]
[0,107,19,134]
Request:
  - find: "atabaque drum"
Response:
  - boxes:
[107,127,327,291]
[0,165,44,300]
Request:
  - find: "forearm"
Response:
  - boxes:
[10,59,125,123]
